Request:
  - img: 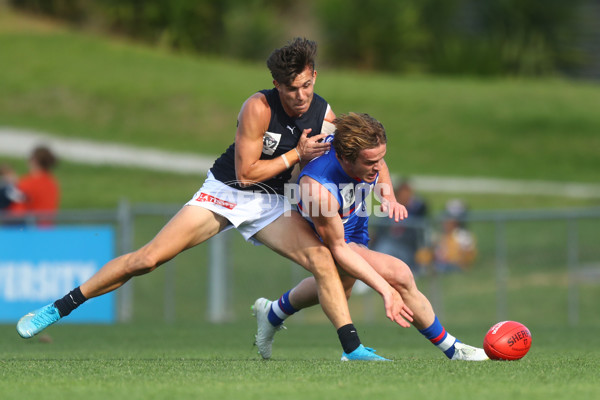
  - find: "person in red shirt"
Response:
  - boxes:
[8,146,60,225]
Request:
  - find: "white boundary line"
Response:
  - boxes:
[2,127,599,199]
[410,175,600,199]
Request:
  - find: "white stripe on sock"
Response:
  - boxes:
[435,333,457,352]
[271,301,289,320]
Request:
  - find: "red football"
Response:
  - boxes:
[483,321,532,360]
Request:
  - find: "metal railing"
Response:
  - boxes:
[2,204,599,326]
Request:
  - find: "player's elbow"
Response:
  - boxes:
[235,170,255,187]
[236,179,253,188]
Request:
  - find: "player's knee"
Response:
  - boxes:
[390,262,416,293]
[304,246,336,277]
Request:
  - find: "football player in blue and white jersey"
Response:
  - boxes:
[253,112,488,361]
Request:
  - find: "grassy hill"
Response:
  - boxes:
[1,7,599,210]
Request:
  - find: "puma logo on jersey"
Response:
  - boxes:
[286,125,296,135]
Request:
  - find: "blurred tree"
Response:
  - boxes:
[455,0,584,76]
[316,0,431,72]
[86,0,228,54]
[221,0,286,61]
[8,0,591,77]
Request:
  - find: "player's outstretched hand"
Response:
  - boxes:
[383,289,414,328]
[380,199,408,222]
[296,129,330,162]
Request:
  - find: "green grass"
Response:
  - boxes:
[2,29,599,211]
[1,10,599,399]
[1,322,599,400]
[1,8,600,206]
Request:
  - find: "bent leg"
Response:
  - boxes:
[289,277,320,309]
[288,274,355,310]
[350,244,488,360]
[254,211,352,329]
[349,243,435,330]
[81,205,228,298]
[17,205,228,339]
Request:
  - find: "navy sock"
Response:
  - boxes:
[267,290,298,326]
[337,323,361,354]
[54,287,87,317]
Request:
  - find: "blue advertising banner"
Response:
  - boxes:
[0,226,115,323]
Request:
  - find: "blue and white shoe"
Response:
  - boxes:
[341,344,391,361]
[16,303,61,338]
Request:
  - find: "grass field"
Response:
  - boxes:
[1,8,599,400]
[2,214,598,399]
[2,321,599,400]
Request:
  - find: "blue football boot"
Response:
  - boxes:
[341,344,391,361]
[16,303,61,338]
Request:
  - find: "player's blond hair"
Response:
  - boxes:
[332,112,387,163]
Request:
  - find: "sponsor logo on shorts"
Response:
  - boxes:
[196,193,237,209]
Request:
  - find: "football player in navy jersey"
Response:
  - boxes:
[253,112,488,361]
[16,38,406,361]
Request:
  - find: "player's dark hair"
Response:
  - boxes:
[31,146,58,171]
[266,38,317,86]
[332,113,387,163]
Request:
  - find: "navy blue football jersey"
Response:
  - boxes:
[210,88,329,195]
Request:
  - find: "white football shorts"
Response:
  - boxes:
[186,171,292,244]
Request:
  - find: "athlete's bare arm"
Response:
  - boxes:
[376,160,408,222]
[234,93,287,186]
[235,94,331,186]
